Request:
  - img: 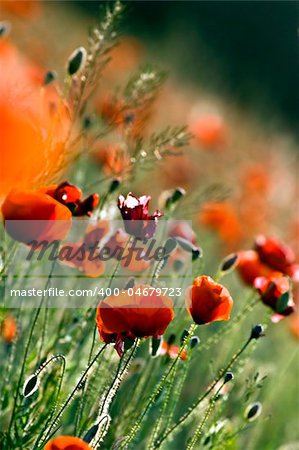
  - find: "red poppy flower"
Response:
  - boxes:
[186,275,233,325]
[44,436,93,450]
[96,285,174,356]
[255,236,296,276]
[118,193,163,240]
[254,275,295,317]
[2,188,72,244]
[237,250,276,286]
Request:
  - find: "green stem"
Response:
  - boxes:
[42,344,107,444]
[155,337,252,448]
[120,323,197,449]
[186,381,225,450]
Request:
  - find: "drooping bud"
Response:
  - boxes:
[83,423,99,443]
[43,70,57,86]
[224,371,234,384]
[164,238,177,256]
[176,238,202,261]
[250,324,265,340]
[23,374,39,398]
[67,46,87,76]
[245,402,262,421]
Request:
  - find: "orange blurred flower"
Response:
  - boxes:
[186,275,233,325]
[1,0,41,18]
[190,114,227,150]
[199,201,243,249]
[96,285,174,356]
[1,315,17,343]
[0,40,71,200]
[159,340,188,361]
[93,143,131,176]
[60,221,109,277]
[44,436,93,450]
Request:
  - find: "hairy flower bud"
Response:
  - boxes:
[23,374,39,398]
[43,70,57,86]
[245,402,262,421]
[224,371,234,383]
[67,46,87,76]
[250,324,265,340]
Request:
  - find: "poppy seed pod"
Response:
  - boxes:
[67,46,87,76]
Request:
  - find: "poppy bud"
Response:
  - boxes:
[83,116,94,130]
[124,277,135,290]
[83,423,99,443]
[180,329,189,345]
[189,335,200,349]
[220,253,238,273]
[164,238,177,256]
[245,402,262,421]
[150,336,162,357]
[165,187,186,208]
[192,246,202,261]
[173,259,184,272]
[250,324,265,340]
[167,333,176,346]
[43,70,57,86]
[108,178,120,194]
[67,46,87,76]
[0,21,11,38]
[224,371,234,384]
[176,237,202,261]
[23,374,39,398]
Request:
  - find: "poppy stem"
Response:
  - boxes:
[7,257,56,438]
[155,337,252,448]
[120,323,197,449]
[41,343,107,447]
[186,380,226,450]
